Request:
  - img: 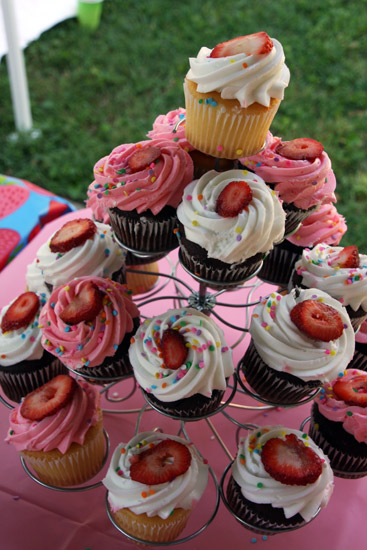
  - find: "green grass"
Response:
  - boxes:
[0,0,366,247]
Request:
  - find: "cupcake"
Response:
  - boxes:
[226,425,334,532]
[129,308,234,418]
[5,374,105,486]
[241,288,355,404]
[147,107,194,152]
[309,369,367,478]
[86,138,193,255]
[176,169,285,287]
[39,276,140,380]
[257,203,347,287]
[126,262,159,296]
[292,243,367,330]
[0,291,67,402]
[103,431,209,543]
[26,218,126,293]
[348,320,367,372]
[242,133,337,234]
[184,32,290,159]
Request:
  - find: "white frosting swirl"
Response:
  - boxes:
[103,431,209,519]
[26,221,125,291]
[177,170,285,264]
[294,243,367,312]
[231,426,334,521]
[129,308,234,401]
[186,38,290,108]
[0,292,47,367]
[250,288,355,382]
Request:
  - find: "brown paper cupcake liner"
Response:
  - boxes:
[257,240,302,287]
[242,340,320,404]
[142,387,226,419]
[0,356,68,403]
[109,207,178,253]
[226,476,306,532]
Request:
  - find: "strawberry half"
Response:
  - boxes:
[161,328,188,370]
[59,281,104,325]
[331,245,359,269]
[20,375,77,421]
[210,32,273,58]
[1,292,39,333]
[275,138,324,161]
[130,439,192,485]
[261,433,323,486]
[216,180,253,218]
[333,375,367,407]
[50,219,97,254]
[290,299,344,342]
[128,146,161,173]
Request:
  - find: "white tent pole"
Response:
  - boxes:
[1,0,32,132]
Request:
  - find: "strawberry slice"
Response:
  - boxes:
[130,439,192,485]
[290,299,344,342]
[216,180,253,218]
[1,292,39,333]
[20,375,77,421]
[333,374,367,408]
[261,433,322,486]
[210,32,273,58]
[331,245,359,269]
[275,138,324,161]
[128,146,161,173]
[59,281,103,325]
[161,328,188,370]
[50,219,97,254]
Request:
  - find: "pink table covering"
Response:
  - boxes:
[0,209,365,550]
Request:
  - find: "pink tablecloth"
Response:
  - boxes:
[0,209,365,550]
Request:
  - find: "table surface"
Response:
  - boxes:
[0,209,365,550]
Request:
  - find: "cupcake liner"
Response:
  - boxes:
[242,340,320,404]
[309,403,367,478]
[142,387,226,419]
[184,80,280,158]
[226,476,305,532]
[126,263,159,296]
[21,417,105,486]
[281,201,319,235]
[109,206,178,253]
[112,507,191,543]
[0,355,68,403]
[347,349,367,372]
[257,239,302,287]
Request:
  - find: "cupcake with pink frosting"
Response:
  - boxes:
[309,369,367,478]
[348,320,367,372]
[86,138,194,255]
[242,132,336,234]
[258,203,347,286]
[5,375,105,486]
[39,276,140,380]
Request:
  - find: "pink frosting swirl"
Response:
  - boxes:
[287,203,347,247]
[5,379,100,454]
[39,277,140,370]
[317,369,367,443]
[356,320,367,345]
[86,138,194,216]
[147,108,194,152]
[241,132,336,210]
[86,165,111,224]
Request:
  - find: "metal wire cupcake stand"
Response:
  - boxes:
[1,241,328,544]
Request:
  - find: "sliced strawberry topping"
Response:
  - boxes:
[59,281,104,325]
[261,433,323,486]
[290,299,344,342]
[331,245,359,269]
[210,32,273,58]
[216,180,253,218]
[130,439,192,485]
[161,328,188,370]
[1,292,39,333]
[20,375,77,421]
[50,219,97,254]
[128,146,161,173]
[333,375,367,407]
[275,138,324,161]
